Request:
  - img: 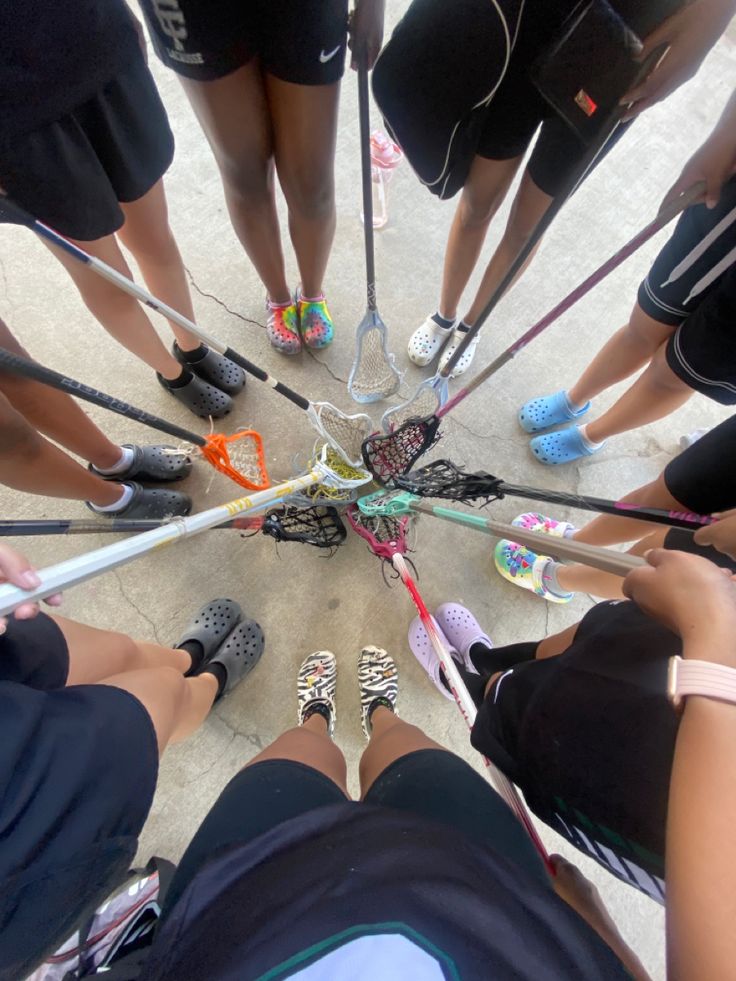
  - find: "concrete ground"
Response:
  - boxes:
[2,6,735,977]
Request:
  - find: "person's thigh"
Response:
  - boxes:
[51,614,142,686]
[363,748,549,887]
[259,0,348,87]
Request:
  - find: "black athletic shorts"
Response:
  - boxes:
[141,0,349,84]
[637,177,736,403]
[161,748,547,916]
[663,413,736,517]
[0,52,174,241]
[0,614,159,979]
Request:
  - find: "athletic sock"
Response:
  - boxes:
[456,320,472,333]
[299,291,325,303]
[367,695,394,728]
[564,391,586,414]
[578,425,605,451]
[439,662,489,707]
[178,343,208,364]
[302,701,332,727]
[88,482,134,514]
[431,311,455,330]
[540,559,571,598]
[469,641,538,675]
[202,662,227,698]
[164,366,194,390]
[179,639,205,676]
[91,445,136,476]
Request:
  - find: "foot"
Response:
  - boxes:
[407,312,455,367]
[90,444,193,483]
[203,616,265,701]
[511,511,577,538]
[298,650,337,736]
[530,425,605,465]
[86,481,191,519]
[407,615,457,699]
[438,324,479,377]
[518,390,590,434]
[358,645,398,738]
[297,292,334,350]
[494,539,572,603]
[433,603,491,668]
[173,342,246,396]
[266,299,301,354]
[157,370,233,419]
[175,598,242,674]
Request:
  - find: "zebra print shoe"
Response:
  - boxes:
[297,650,337,736]
[358,645,398,739]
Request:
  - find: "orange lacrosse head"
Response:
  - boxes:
[200,429,270,492]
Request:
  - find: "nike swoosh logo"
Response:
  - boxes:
[319,45,341,63]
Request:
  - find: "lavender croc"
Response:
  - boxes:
[407,615,455,700]
[530,426,605,465]
[518,390,590,434]
[433,603,491,669]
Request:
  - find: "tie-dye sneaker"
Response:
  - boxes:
[267,298,301,355]
[297,292,334,349]
[494,539,572,603]
[512,511,577,538]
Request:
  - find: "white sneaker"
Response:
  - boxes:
[438,326,479,377]
[407,314,455,366]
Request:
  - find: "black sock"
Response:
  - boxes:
[178,342,208,363]
[164,366,194,389]
[302,701,332,727]
[469,641,538,675]
[367,695,394,728]
[456,320,472,333]
[202,662,227,698]
[431,311,455,330]
[439,662,489,708]
[179,639,205,676]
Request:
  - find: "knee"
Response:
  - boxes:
[458,185,503,229]
[107,632,144,673]
[648,344,691,392]
[623,303,672,352]
[0,400,38,456]
[282,169,335,221]
[220,154,275,208]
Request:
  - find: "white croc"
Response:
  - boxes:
[407,315,455,367]
[438,327,479,377]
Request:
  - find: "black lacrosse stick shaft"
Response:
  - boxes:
[0,517,262,537]
[358,54,377,312]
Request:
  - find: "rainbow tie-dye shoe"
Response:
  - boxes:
[266,298,301,355]
[297,292,334,349]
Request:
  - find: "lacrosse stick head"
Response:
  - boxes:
[380,373,449,433]
[347,311,402,404]
[311,443,372,493]
[346,503,411,561]
[261,505,346,549]
[361,415,441,488]
[396,459,502,505]
[201,429,270,491]
[308,402,374,467]
[356,488,418,517]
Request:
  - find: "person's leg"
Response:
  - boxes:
[554,527,669,599]
[359,707,447,795]
[567,303,675,408]
[438,154,525,320]
[242,713,349,795]
[583,342,694,444]
[42,236,183,380]
[116,180,201,352]
[179,65,290,304]
[461,168,550,325]
[572,473,685,546]
[266,76,340,299]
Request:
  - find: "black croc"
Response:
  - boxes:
[205,617,265,701]
[157,371,233,419]
[89,444,193,483]
[173,343,246,396]
[85,481,192,520]
[176,599,242,663]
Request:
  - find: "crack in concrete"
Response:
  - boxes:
[304,348,348,385]
[184,265,266,330]
[112,569,162,644]
[180,731,237,785]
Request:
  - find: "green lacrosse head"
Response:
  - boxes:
[356,488,418,516]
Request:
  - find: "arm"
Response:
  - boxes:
[0,544,62,631]
[694,507,736,558]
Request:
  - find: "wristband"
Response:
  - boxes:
[668,655,736,711]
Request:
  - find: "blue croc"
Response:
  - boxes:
[530,426,605,465]
[518,390,590,433]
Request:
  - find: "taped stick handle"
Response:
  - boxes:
[358,55,377,311]
[1,196,312,413]
[0,347,206,447]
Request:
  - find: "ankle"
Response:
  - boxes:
[90,443,128,472]
[88,481,128,509]
[580,423,605,448]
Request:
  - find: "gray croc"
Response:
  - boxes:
[85,482,191,519]
[173,342,246,396]
[157,371,233,419]
[176,599,243,667]
[205,617,265,701]
[90,444,192,482]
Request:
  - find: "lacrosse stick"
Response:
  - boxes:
[396,459,715,531]
[0,196,373,466]
[0,347,269,491]
[345,504,551,867]
[0,505,347,548]
[346,55,401,404]
[0,446,369,615]
[356,488,644,577]
[368,181,706,482]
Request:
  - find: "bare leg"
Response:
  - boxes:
[584,343,693,444]
[568,303,675,406]
[439,154,524,320]
[359,707,448,797]
[43,237,183,379]
[242,713,349,795]
[556,527,670,599]
[572,473,686,546]
[0,391,123,506]
[266,76,340,298]
[179,64,291,303]
[117,180,200,352]
[462,168,550,325]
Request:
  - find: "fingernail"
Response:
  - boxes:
[20,570,41,588]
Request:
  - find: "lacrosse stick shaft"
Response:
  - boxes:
[414,505,644,576]
[0,347,206,447]
[439,179,706,419]
[0,517,263,536]
[358,57,377,311]
[0,471,320,616]
[391,552,550,866]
